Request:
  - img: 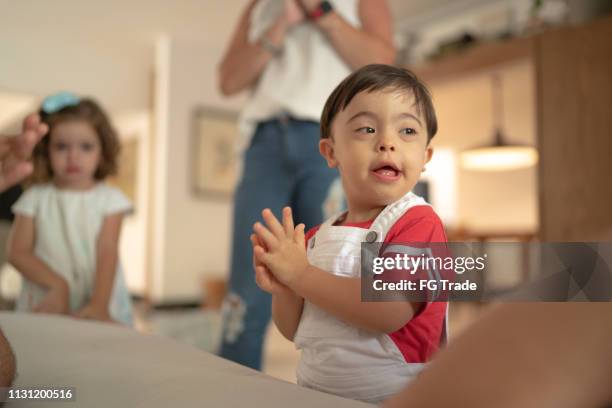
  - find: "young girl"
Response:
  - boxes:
[7,92,133,325]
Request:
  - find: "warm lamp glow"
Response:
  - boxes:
[461,146,538,171]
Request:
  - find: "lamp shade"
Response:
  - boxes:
[461,144,538,171]
[461,129,538,171]
[461,73,538,171]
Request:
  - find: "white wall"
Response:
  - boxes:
[151,36,246,302]
[113,111,152,294]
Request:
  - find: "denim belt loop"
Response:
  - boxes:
[278,111,291,128]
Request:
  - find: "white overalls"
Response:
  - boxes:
[294,191,448,403]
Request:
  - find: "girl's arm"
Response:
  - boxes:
[218,0,298,96]
[306,0,396,69]
[7,214,69,306]
[89,213,123,310]
[76,213,123,321]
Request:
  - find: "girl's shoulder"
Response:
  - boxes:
[93,183,133,216]
[20,182,57,201]
[92,182,122,195]
[12,183,56,216]
[24,182,55,193]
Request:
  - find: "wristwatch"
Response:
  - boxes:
[260,36,283,57]
[309,0,334,21]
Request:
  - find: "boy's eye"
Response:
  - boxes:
[356,127,375,134]
[81,143,95,151]
[400,128,416,135]
[53,143,68,150]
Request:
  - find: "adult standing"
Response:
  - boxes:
[218,0,396,370]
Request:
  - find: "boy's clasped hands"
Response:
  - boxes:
[251,207,310,295]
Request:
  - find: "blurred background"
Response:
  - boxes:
[1,0,611,382]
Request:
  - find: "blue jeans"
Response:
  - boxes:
[219,117,338,370]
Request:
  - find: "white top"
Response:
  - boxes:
[237,0,360,153]
[12,182,133,325]
[295,192,443,404]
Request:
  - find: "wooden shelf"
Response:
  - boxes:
[411,35,535,83]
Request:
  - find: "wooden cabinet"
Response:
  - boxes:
[413,14,612,241]
[535,15,612,241]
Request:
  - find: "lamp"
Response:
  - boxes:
[461,73,538,171]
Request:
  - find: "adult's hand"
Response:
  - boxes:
[0,329,16,387]
[285,0,305,26]
[295,0,320,12]
[383,303,612,408]
[218,0,306,96]
[306,0,396,69]
[0,113,47,192]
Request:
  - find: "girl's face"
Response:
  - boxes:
[48,119,101,189]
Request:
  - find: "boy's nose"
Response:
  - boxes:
[376,138,396,152]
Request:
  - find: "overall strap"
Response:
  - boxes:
[367,191,430,243]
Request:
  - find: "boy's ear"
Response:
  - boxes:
[423,145,433,167]
[319,139,338,168]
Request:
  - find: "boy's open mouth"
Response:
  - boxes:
[371,162,401,181]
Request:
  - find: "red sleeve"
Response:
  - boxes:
[381,206,450,292]
[384,205,447,244]
[383,206,448,363]
[304,225,321,249]
[378,207,441,288]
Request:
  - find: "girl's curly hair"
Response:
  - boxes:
[30,98,120,184]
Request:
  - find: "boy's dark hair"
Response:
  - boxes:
[320,64,438,142]
[30,98,120,184]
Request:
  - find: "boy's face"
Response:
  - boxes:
[320,89,433,212]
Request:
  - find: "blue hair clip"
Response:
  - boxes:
[41,91,80,114]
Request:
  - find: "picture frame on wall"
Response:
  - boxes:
[192,107,240,198]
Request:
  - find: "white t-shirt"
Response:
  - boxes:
[237,0,360,153]
[11,182,133,325]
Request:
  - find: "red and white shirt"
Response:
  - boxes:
[294,192,448,403]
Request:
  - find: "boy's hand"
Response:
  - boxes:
[33,283,69,315]
[251,233,292,296]
[253,207,309,288]
[73,302,113,323]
